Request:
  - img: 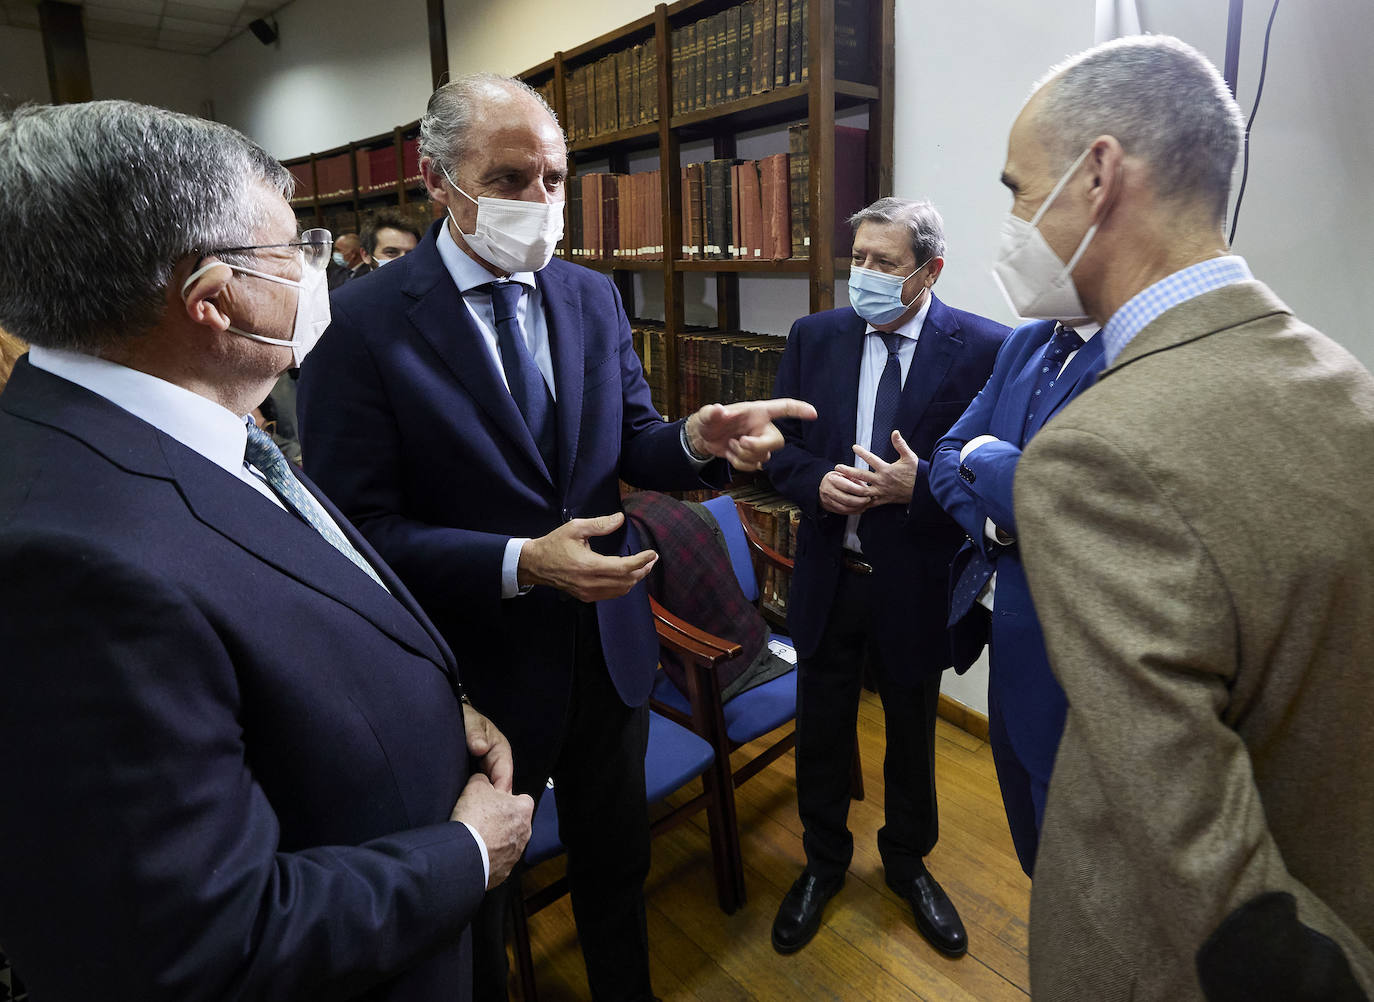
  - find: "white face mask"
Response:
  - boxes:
[181,256,332,368]
[990,145,1097,327]
[441,166,564,274]
[847,258,931,327]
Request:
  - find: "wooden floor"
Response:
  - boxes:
[519,689,1031,1001]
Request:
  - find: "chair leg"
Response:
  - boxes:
[509,875,538,1002]
[850,731,865,801]
[704,749,746,913]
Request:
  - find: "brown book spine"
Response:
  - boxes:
[760,153,790,260]
[788,125,809,257]
[730,163,743,259]
[604,173,620,260]
[687,162,706,259]
[646,46,658,120]
[739,159,763,260]
[834,0,871,84]
[773,0,789,88]
[617,48,632,132]
[798,0,808,82]
[788,0,804,85]
[671,28,685,117]
[588,173,603,260]
[757,0,775,94]
[695,19,708,111]
[725,5,741,102]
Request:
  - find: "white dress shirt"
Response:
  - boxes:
[845,293,933,552]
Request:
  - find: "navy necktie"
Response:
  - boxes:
[243,422,387,590]
[488,281,557,472]
[1022,324,1084,440]
[868,332,905,463]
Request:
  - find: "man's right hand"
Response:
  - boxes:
[819,469,876,515]
[517,512,658,602]
[450,774,534,889]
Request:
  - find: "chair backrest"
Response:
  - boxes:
[700,494,759,602]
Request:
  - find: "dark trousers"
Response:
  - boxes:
[987,677,1048,878]
[796,567,943,884]
[472,604,653,1002]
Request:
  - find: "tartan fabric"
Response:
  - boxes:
[622,490,771,696]
[1101,255,1252,366]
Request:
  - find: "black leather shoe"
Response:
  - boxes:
[771,871,844,954]
[887,867,968,957]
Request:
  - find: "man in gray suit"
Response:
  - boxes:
[998,35,1374,1001]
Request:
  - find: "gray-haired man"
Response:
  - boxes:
[1004,35,1374,1000]
[765,198,1008,958]
[0,100,532,1002]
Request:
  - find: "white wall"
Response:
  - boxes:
[0,26,209,115]
[443,0,658,78]
[209,0,434,160]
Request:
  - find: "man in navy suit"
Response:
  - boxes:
[766,198,1007,958]
[929,319,1104,876]
[0,101,533,1001]
[298,74,811,1002]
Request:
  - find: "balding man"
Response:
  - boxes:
[298,73,813,1002]
[1002,36,1374,1000]
[0,100,531,1002]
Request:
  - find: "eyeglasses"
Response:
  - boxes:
[202,227,333,273]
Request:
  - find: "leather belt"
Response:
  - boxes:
[841,549,873,575]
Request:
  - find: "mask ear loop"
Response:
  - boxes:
[1029,145,1095,229]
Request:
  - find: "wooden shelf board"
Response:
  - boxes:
[674,258,810,273]
[569,121,661,155]
[314,193,357,207]
[670,79,877,137]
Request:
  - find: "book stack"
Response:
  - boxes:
[719,481,802,618]
[669,0,872,117]
[287,162,315,205]
[312,153,353,200]
[357,145,399,195]
[533,78,556,114]
[565,43,661,143]
[567,171,664,262]
[679,155,791,261]
[630,320,672,417]
[676,330,787,417]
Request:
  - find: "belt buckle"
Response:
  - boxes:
[842,551,873,575]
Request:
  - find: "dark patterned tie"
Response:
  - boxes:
[1022,324,1084,439]
[243,422,387,590]
[868,332,905,463]
[949,547,995,625]
[488,280,557,472]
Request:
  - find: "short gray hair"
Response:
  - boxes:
[419,73,563,178]
[1033,35,1244,222]
[0,100,291,353]
[849,197,947,263]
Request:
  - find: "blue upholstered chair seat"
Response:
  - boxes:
[650,635,797,746]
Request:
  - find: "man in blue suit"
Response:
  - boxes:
[766,198,1007,958]
[0,101,533,1001]
[929,318,1104,875]
[298,74,810,1002]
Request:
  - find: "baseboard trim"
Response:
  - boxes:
[937,693,989,742]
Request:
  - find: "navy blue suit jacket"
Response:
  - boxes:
[298,221,725,789]
[928,320,1105,782]
[767,300,1008,680]
[0,358,484,1001]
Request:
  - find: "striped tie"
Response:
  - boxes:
[243,422,387,590]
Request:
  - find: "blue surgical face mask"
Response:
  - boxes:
[848,258,931,326]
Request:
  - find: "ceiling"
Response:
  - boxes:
[0,0,293,55]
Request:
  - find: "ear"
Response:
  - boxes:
[180,259,234,333]
[1085,135,1125,225]
[926,256,945,286]
[419,156,452,209]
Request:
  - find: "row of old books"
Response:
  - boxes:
[568,171,665,262]
[630,322,672,416]
[677,330,786,419]
[720,481,802,618]
[670,0,871,117]
[564,43,661,143]
[287,139,422,205]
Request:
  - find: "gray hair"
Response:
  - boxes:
[0,100,291,353]
[1033,35,1244,222]
[419,73,563,178]
[849,197,947,263]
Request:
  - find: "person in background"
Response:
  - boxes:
[765,197,1007,960]
[1003,35,1374,1000]
[928,304,1105,877]
[328,232,366,290]
[298,73,813,1002]
[0,100,532,1002]
[357,213,421,276]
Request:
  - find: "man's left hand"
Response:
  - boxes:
[686,398,818,471]
[836,430,920,506]
[462,703,515,794]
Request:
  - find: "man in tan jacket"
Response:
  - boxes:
[996,35,1374,1001]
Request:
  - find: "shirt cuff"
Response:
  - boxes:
[680,420,712,468]
[457,821,490,887]
[501,537,532,599]
[960,434,1000,463]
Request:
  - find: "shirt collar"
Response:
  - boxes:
[435,221,536,293]
[1101,255,1251,366]
[26,345,253,478]
[864,289,934,342]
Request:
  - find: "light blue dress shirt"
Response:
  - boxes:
[1101,255,1252,366]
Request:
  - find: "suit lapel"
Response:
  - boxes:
[402,235,553,485]
[893,295,960,433]
[537,263,584,493]
[1030,333,1106,438]
[832,312,866,452]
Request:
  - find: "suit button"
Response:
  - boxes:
[561,507,572,523]
[959,464,976,483]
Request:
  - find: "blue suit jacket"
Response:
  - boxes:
[767,300,1008,680]
[299,221,725,790]
[0,358,484,1001]
[928,320,1105,782]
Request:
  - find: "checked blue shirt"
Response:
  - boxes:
[1101,255,1252,367]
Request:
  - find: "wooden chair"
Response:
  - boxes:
[648,495,863,915]
[510,709,721,1002]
